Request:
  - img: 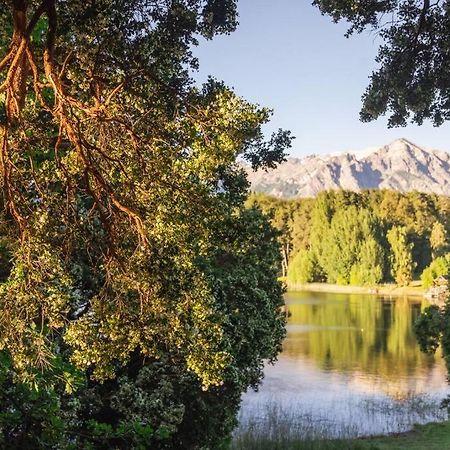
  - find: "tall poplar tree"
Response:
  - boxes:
[387,226,415,286]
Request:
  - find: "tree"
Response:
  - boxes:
[287,249,322,285]
[309,191,334,276]
[314,0,450,127]
[430,221,449,258]
[254,190,450,288]
[421,254,450,289]
[387,226,416,286]
[349,236,385,286]
[0,1,292,447]
[64,206,285,450]
[415,303,450,378]
[315,205,383,285]
[290,198,315,254]
[246,195,293,277]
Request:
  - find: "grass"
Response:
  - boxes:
[362,421,450,449]
[232,421,450,450]
[232,396,450,450]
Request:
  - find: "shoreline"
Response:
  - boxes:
[233,420,450,449]
[285,281,426,298]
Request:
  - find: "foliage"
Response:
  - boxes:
[287,250,322,285]
[421,254,450,289]
[314,0,450,127]
[0,1,292,448]
[0,352,68,449]
[317,206,384,285]
[245,194,295,277]
[307,200,386,285]
[250,189,450,287]
[387,226,415,286]
[349,236,384,286]
[415,305,444,356]
[430,221,449,258]
[416,294,450,416]
[415,298,450,404]
[44,206,285,450]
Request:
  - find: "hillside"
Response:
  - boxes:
[244,138,450,198]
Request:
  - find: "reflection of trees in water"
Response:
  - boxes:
[283,293,443,391]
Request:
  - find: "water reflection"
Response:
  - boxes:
[239,291,450,437]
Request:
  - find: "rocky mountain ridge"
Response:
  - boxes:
[244,138,450,198]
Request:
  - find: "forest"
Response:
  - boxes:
[248,190,450,288]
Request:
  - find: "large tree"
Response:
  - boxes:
[0,1,291,448]
[314,0,450,126]
[310,200,385,285]
[387,225,415,286]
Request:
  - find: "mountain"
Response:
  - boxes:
[244,138,450,198]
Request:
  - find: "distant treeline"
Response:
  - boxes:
[247,190,450,287]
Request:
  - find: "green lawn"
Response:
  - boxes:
[359,421,450,450]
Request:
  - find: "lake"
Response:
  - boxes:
[238,291,450,438]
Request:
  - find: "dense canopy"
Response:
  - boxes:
[0,1,291,447]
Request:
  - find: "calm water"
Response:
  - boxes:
[239,291,450,438]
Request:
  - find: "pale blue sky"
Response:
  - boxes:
[193,0,450,157]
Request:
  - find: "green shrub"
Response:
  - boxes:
[421,254,450,288]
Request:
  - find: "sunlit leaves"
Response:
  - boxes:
[0,2,289,446]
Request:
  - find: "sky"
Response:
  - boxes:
[192,0,450,157]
